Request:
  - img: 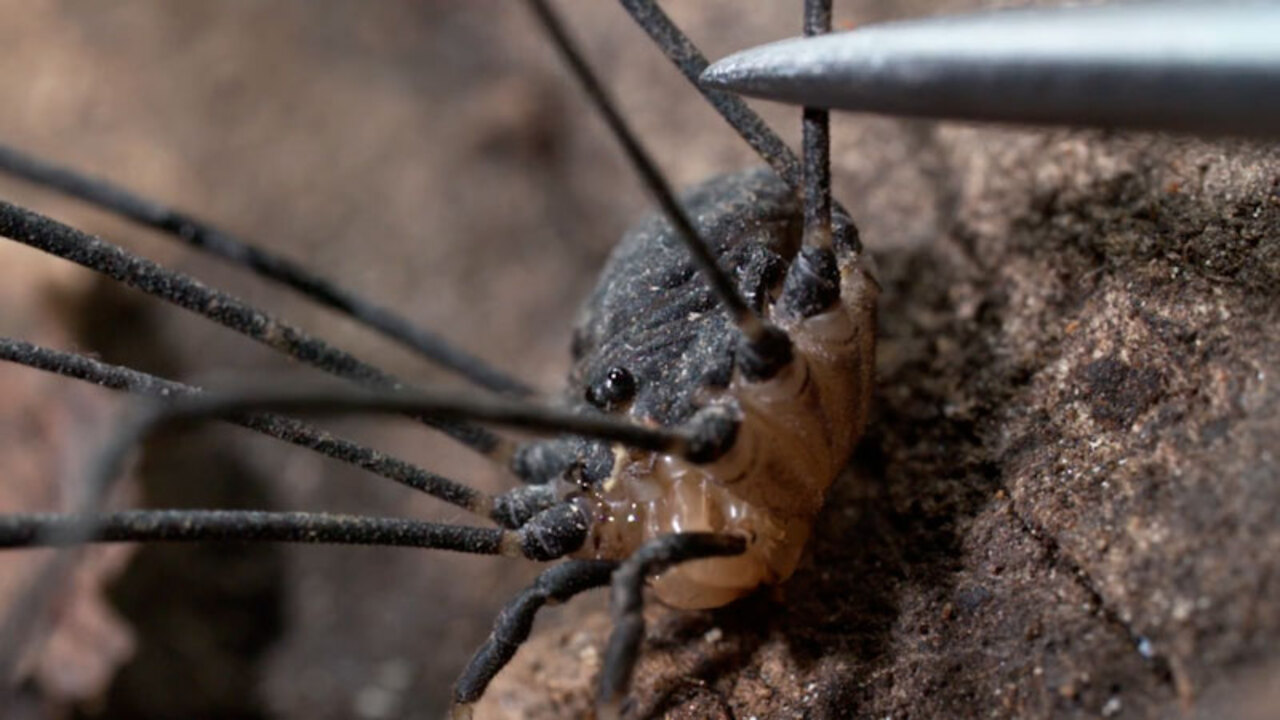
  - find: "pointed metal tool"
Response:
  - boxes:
[701,2,1280,138]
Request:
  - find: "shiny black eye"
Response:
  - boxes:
[585,366,636,411]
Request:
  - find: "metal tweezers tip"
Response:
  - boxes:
[701,2,1280,138]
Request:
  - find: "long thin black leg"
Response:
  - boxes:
[803,0,834,250]
[0,199,509,459]
[0,337,719,534]
[451,559,617,717]
[0,337,496,516]
[117,386,702,464]
[18,386,678,560]
[0,377,688,657]
[618,0,861,253]
[0,143,532,397]
[597,532,748,718]
[619,0,802,188]
[0,500,591,691]
[0,340,732,510]
[0,372,720,694]
[0,504,589,561]
[0,511,515,553]
[773,0,842,323]
[526,0,796,380]
[524,0,775,348]
[0,340,726,520]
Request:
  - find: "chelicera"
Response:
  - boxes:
[0,0,872,715]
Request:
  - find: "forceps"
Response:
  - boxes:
[701,2,1280,138]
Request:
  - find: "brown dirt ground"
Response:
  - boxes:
[0,2,1276,720]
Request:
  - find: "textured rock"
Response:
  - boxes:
[478,126,1280,718]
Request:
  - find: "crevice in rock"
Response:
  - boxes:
[1004,490,1177,693]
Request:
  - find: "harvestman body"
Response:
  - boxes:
[552,168,876,609]
[0,0,871,716]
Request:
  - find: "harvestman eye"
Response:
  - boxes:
[586,366,636,411]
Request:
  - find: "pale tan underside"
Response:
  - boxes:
[578,254,878,609]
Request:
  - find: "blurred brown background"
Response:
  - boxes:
[0,2,1277,719]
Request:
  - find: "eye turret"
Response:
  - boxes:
[585,366,636,411]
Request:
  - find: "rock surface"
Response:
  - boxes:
[481,127,1280,718]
